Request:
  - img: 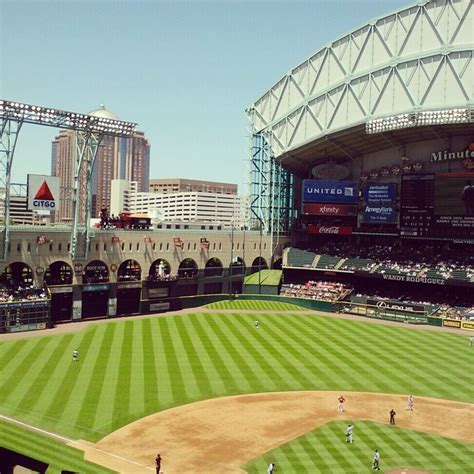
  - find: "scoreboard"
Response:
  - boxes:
[401,173,474,238]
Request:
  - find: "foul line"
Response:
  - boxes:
[0,413,154,471]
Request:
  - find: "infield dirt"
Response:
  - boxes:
[70,391,473,473]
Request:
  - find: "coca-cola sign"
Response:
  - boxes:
[307,225,353,235]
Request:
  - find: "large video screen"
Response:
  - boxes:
[400,173,474,238]
[434,173,474,216]
[303,180,357,204]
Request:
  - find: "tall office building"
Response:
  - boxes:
[51,105,150,223]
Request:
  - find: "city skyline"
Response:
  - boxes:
[2,0,408,189]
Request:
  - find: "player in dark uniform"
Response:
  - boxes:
[389,409,396,424]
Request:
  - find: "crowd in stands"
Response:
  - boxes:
[0,284,48,302]
[280,281,352,301]
[299,238,474,280]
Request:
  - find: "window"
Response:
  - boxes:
[121,242,125,251]
[193,243,196,250]
[58,243,62,252]
[27,243,31,253]
[104,243,107,251]
[152,243,156,250]
[67,243,71,252]
[166,225,171,229]
[16,243,21,252]
[160,243,163,251]
[166,243,169,251]
[49,243,53,251]
[137,243,140,251]
[95,243,99,251]
[219,242,222,250]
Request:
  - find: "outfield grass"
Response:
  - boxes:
[203,299,305,310]
[0,304,472,471]
[245,420,474,473]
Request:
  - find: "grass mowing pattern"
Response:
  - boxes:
[203,299,306,311]
[0,311,472,445]
[244,269,282,286]
[0,419,115,473]
[245,420,474,473]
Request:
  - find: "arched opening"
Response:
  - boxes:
[251,257,268,274]
[117,259,141,282]
[116,259,142,316]
[148,259,172,281]
[44,261,73,322]
[1,262,34,287]
[178,258,198,278]
[83,260,109,284]
[204,258,223,277]
[44,261,73,286]
[81,260,109,318]
[229,257,245,275]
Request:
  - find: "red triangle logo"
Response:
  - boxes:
[34,181,54,200]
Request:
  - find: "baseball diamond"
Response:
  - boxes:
[0,302,473,472]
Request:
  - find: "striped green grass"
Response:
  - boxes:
[244,269,282,285]
[245,420,474,473]
[203,299,305,310]
[0,311,472,444]
[0,418,114,473]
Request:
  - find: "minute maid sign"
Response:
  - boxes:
[430,143,474,163]
[27,174,60,210]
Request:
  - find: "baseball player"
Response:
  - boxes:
[72,349,79,363]
[254,320,259,330]
[407,395,414,411]
[389,408,396,424]
[372,449,380,470]
[345,424,353,443]
[267,461,276,473]
[338,395,346,413]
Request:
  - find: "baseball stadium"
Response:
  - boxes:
[0,0,473,472]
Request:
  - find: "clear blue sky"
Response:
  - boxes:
[1,0,409,190]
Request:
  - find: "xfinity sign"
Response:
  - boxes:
[27,175,60,211]
[303,180,357,203]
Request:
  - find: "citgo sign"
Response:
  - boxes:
[27,174,60,211]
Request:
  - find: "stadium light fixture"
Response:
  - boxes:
[366,107,473,134]
[0,99,137,137]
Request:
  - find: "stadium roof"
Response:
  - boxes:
[247,0,474,172]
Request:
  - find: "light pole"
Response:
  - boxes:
[258,219,263,295]
[229,218,234,298]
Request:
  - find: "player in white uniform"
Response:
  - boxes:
[372,449,380,470]
[345,424,353,443]
[407,395,414,411]
[73,349,78,362]
[254,320,259,330]
[267,462,276,473]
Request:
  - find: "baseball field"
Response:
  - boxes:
[0,300,473,473]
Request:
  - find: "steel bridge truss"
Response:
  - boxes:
[0,100,137,261]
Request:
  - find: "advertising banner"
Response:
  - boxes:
[367,299,424,313]
[302,203,357,216]
[363,205,396,223]
[364,183,396,203]
[303,180,357,203]
[307,225,353,235]
[27,174,60,211]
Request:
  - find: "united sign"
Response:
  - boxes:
[27,175,60,211]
